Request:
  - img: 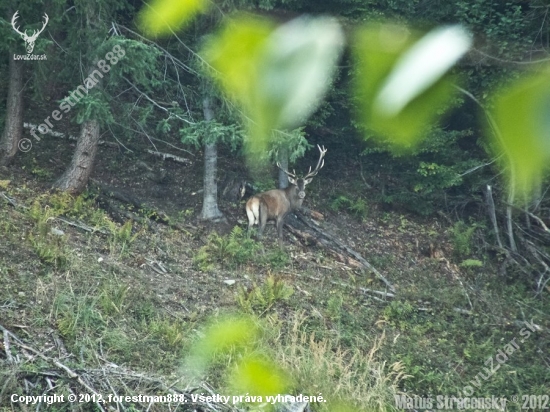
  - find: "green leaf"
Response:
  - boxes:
[230,355,290,397]
[202,15,343,162]
[259,16,344,131]
[202,14,275,114]
[137,0,208,38]
[352,23,471,149]
[491,70,550,198]
[374,25,472,116]
[184,315,259,376]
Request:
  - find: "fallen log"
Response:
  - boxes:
[286,225,362,268]
[284,211,395,292]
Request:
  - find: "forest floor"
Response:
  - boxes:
[0,132,549,411]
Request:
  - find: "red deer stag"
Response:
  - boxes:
[246,145,327,248]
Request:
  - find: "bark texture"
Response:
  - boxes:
[0,57,24,167]
[200,97,224,221]
[54,119,101,194]
[278,147,289,189]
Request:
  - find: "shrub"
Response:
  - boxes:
[194,226,262,271]
[236,274,294,314]
[330,195,369,219]
[450,221,479,259]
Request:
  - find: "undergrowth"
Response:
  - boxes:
[194,226,293,272]
[330,194,369,220]
[1,181,548,412]
[236,274,294,315]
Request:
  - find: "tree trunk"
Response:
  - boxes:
[54,119,100,194]
[278,147,289,189]
[0,57,24,167]
[200,97,224,221]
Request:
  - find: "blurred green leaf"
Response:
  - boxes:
[202,14,275,113]
[202,15,343,163]
[259,16,344,131]
[374,25,472,116]
[184,315,259,376]
[230,355,290,397]
[352,23,471,149]
[138,0,208,38]
[196,315,258,355]
[491,70,550,197]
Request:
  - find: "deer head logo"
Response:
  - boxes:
[11,11,49,54]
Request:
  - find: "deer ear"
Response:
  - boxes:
[288,176,297,185]
[304,178,313,185]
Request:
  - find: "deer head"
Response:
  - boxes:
[277,144,327,202]
[246,145,327,248]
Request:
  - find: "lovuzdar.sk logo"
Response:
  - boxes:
[11,10,48,60]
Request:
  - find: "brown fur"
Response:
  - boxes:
[246,145,326,248]
[246,178,309,248]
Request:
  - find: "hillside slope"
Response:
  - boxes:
[1,139,548,411]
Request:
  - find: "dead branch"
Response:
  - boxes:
[23,122,118,148]
[0,323,241,411]
[484,185,503,248]
[3,329,13,363]
[1,191,25,208]
[299,207,324,221]
[56,217,109,235]
[147,149,192,165]
[524,210,550,234]
[504,201,550,235]
[0,324,106,412]
[506,185,518,252]
[291,211,395,292]
[286,225,362,268]
[359,288,395,299]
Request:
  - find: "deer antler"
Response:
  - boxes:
[276,162,297,179]
[304,145,327,180]
[11,11,25,37]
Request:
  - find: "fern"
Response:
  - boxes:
[193,226,262,271]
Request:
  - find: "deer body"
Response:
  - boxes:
[246,145,326,248]
[246,181,308,247]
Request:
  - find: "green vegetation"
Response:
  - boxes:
[236,274,294,314]
[450,220,480,260]
[1,0,550,410]
[1,178,549,411]
[194,226,263,271]
[330,195,369,220]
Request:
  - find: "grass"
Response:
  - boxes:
[0,178,548,411]
[271,313,406,411]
